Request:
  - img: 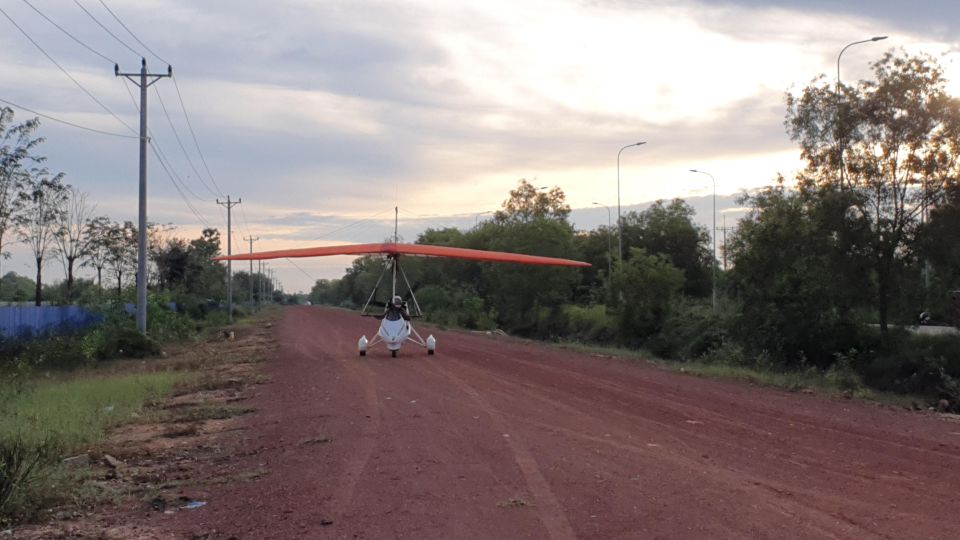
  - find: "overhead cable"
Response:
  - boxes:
[0,97,136,138]
[172,76,224,197]
[153,85,220,198]
[0,5,137,135]
[72,0,140,58]
[97,0,168,65]
[21,0,115,64]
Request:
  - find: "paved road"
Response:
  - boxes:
[164,306,960,539]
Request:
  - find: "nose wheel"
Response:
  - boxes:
[391,350,397,358]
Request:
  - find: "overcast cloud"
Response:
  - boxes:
[0,0,956,291]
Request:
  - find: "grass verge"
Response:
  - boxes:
[0,372,181,523]
[554,341,921,409]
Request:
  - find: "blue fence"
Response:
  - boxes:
[0,305,102,339]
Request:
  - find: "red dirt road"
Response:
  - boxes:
[156,307,960,539]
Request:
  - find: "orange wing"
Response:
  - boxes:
[213,242,590,267]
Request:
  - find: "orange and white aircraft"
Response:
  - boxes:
[215,231,590,357]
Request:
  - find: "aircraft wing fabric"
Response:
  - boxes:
[213,242,590,267]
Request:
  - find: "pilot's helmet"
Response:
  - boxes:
[392,295,403,307]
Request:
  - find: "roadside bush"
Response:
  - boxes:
[648,298,725,360]
[562,304,616,343]
[859,332,960,398]
[0,435,53,521]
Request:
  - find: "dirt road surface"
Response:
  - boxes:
[150,306,960,539]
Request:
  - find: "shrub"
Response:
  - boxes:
[859,332,960,398]
[562,304,616,343]
[0,435,52,519]
[648,298,725,360]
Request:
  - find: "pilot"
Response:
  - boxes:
[383,295,411,321]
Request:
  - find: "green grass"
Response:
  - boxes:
[0,373,181,450]
[554,340,921,409]
[0,372,181,523]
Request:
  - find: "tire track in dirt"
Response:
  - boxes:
[428,359,578,540]
[436,347,886,539]
[326,357,383,523]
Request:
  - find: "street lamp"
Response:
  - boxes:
[617,142,646,267]
[592,202,612,279]
[836,35,887,190]
[689,169,717,312]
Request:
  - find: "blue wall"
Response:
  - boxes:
[0,306,102,338]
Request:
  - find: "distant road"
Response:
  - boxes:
[162,306,960,539]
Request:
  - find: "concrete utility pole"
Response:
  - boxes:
[216,196,241,321]
[116,58,172,335]
[244,235,258,307]
[716,214,738,272]
[261,261,267,306]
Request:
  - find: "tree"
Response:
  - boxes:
[621,199,713,297]
[494,179,571,223]
[786,51,960,335]
[610,247,684,346]
[106,221,138,296]
[83,215,113,288]
[53,186,95,300]
[0,108,43,297]
[184,228,225,298]
[15,173,67,305]
[727,181,871,366]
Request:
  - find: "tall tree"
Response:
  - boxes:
[494,179,571,223]
[53,186,95,299]
[83,215,113,288]
[106,221,138,297]
[15,173,67,305]
[621,199,713,297]
[0,108,43,297]
[786,51,960,335]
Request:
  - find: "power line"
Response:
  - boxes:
[150,141,212,229]
[97,0,168,65]
[153,85,219,198]
[0,5,137,135]
[0,97,136,138]
[21,0,115,64]
[171,76,224,197]
[314,210,393,241]
[121,78,215,207]
[72,0,140,58]
[238,202,253,238]
[285,258,318,282]
[150,135,211,203]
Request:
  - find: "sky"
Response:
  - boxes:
[1,0,959,292]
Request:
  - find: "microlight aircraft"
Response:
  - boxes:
[214,221,590,357]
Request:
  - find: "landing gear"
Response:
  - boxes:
[391,350,397,358]
[359,350,366,357]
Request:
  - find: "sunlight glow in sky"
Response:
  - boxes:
[1,0,958,291]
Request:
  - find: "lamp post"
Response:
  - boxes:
[617,142,646,267]
[592,202,612,279]
[689,169,717,312]
[836,36,887,190]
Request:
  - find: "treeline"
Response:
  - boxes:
[312,51,960,406]
[0,106,284,372]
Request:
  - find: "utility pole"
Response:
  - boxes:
[261,262,267,305]
[216,196,241,321]
[716,214,738,272]
[244,235,258,308]
[116,59,172,335]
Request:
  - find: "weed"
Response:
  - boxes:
[497,497,530,508]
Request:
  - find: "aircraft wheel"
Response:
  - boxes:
[391,350,397,358]
[359,350,366,357]
[427,349,435,356]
